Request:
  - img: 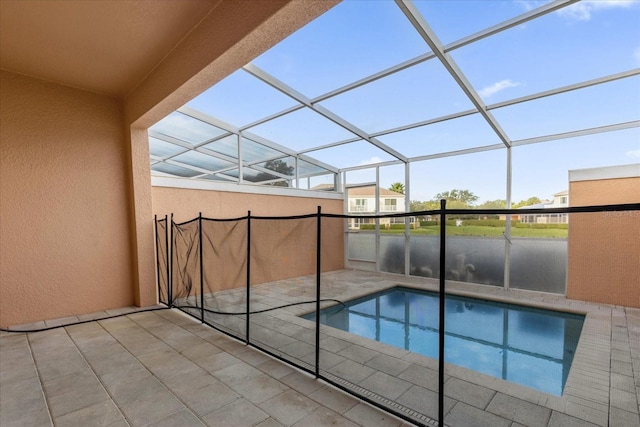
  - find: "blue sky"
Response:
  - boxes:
[184,0,640,204]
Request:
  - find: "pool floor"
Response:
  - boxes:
[307,287,584,396]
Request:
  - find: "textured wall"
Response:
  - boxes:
[567,177,640,307]
[0,71,134,327]
[0,0,339,328]
[152,186,343,222]
[152,186,345,287]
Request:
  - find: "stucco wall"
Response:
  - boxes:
[152,185,343,221]
[0,71,134,327]
[0,0,339,328]
[567,176,640,307]
[152,186,345,289]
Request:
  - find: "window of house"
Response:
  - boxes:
[384,199,397,211]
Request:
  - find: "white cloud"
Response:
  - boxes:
[478,80,520,98]
[557,0,636,22]
[358,156,383,166]
[626,149,640,158]
[515,0,547,12]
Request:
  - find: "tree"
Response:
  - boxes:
[476,199,506,209]
[433,189,479,207]
[389,182,405,194]
[476,199,506,219]
[254,159,294,187]
[513,197,542,208]
[410,200,438,212]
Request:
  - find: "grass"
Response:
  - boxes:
[376,225,568,238]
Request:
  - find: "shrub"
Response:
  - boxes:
[514,223,568,229]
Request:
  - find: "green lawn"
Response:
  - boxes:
[377,225,567,238]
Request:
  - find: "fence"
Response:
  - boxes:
[154,201,639,426]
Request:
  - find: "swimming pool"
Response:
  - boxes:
[305,287,584,395]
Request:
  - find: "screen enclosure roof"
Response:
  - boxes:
[149,0,640,193]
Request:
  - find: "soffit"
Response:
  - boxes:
[0,0,219,98]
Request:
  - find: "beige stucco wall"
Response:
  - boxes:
[0,71,134,327]
[152,186,343,222]
[152,186,345,289]
[567,176,640,307]
[0,0,337,328]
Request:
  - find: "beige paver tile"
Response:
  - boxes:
[610,387,640,413]
[609,407,640,427]
[203,334,247,354]
[444,377,496,410]
[0,362,38,383]
[179,381,240,416]
[292,407,360,427]
[396,384,456,421]
[547,411,600,427]
[161,366,218,397]
[397,363,440,391]
[212,361,264,387]
[120,389,184,427]
[445,401,510,427]
[328,359,376,384]
[232,374,289,404]
[611,360,634,376]
[564,400,608,426]
[309,385,359,414]
[359,371,412,400]
[255,418,285,427]
[201,398,269,427]
[258,388,319,425]
[107,375,165,406]
[279,371,324,395]
[0,387,50,425]
[319,336,351,353]
[365,353,411,376]
[98,361,151,390]
[343,402,404,427]
[144,409,205,427]
[137,348,198,380]
[53,400,124,427]
[338,344,379,364]
[47,387,111,418]
[256,358,296,379]
[486,393,551,427]
[196,352,242,373]
[0,407,52,427]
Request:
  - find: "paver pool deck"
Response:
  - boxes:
[2,270,639,426]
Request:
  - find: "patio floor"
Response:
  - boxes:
[1,270,639,427]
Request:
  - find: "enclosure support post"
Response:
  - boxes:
[154,215,161,304]
[504,147,513,290]
[199,212,204,324]
[315,206,322,378]
[438,199,446,427]
[246,211,251,345]
[165,215,169,306]
[169,214,174,307]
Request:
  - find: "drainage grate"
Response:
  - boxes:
[321,370,443,427]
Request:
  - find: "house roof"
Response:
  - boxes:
[347,186,404,197]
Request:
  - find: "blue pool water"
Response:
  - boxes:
[306,287,584,395]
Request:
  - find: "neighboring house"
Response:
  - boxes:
[345,185,413,229]
[518,190,569,224]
